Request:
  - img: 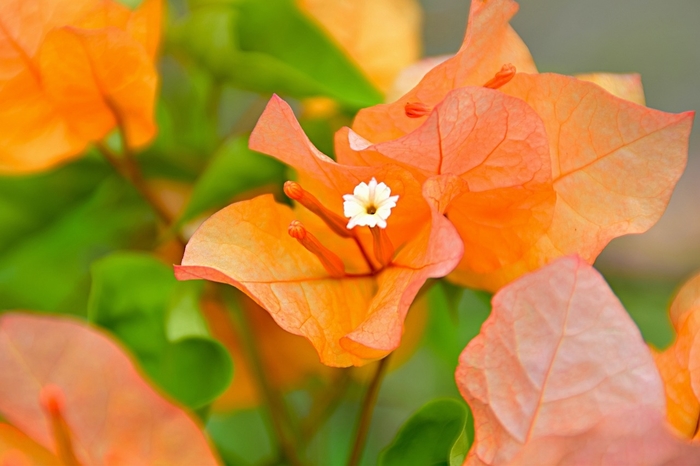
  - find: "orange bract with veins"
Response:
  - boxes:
[0,0,161,173]
[341,0,694,291]
[652,272,700,440]
[0,313,219,465]
[176,95,463,367]
[457,256,700,465]
[351,0,536,142]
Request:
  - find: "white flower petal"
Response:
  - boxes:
[367,178,378,200]
[377,197,398,210]
[344,200,365,217]
[353,182,370,202]
[375,206,393,219]
[375,182,391,200]
[343,179,399,230]
[364,214,379,227]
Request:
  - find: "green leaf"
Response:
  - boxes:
[166,281,210,340]
[235,0,382,107]
[170,7,240,79]
[0,156,110,256]
[139,58,219,181]
[449,425,470,466]
[207,408,275,466]
[379,399,471,466]
[88,252,233,409]
[0,159,156,314]
[177,135,286,226]
[425,282,492,366]
[172,0,383,109]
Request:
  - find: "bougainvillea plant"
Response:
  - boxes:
[176,94,463,367]
[344,0,694,291]
[0,0,697,464]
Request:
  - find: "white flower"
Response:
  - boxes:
[343,178,399,229]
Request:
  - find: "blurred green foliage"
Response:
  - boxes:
[426,283,491,366]
[177,135,286,226]
[88,253,233,409]
[605,274,677,349]
[208,408,274,465]
[0,158,155,314]
[170,0,383,109]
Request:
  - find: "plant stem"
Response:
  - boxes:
[95,140,187,248]
[347,355,391,466]
[223,289,303,466]
[301,368,352,446]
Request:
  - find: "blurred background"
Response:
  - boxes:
[0,0,698,464]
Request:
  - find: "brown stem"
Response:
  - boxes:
[223,289,303,466]
[95,140,187,249]
[347,355,391,466]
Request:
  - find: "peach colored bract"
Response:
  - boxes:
[340,0,694,291]
[457,256,700,465]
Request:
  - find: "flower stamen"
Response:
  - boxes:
[483,63,516,89]
[343,178,399,230]
[284,181,353,238]
[40,385,80,466]
[405,101,431,118]
[288,220,346,278]
[370,226,395,267]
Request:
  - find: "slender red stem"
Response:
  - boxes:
[352,234,378,274]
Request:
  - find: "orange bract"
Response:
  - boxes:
[341,0,694,291]
[457,256,700,465]
[352,0,536,142]
[0,0,161,174]
[652,272,700,440]
[297,0,422,93]
[0,423,57,465]
[177,95,463,367]
[0,312,219,465]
